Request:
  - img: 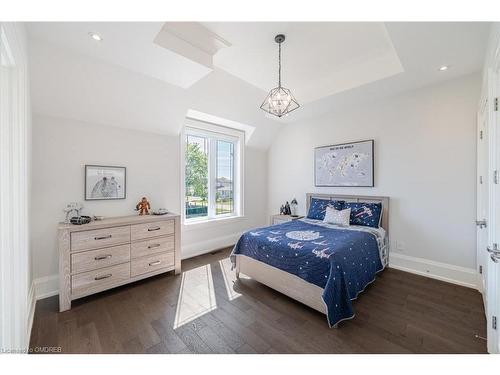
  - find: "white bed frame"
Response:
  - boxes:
[234,193,390,321]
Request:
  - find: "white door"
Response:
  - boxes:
[476,98,489,301]
[486,69,500,354]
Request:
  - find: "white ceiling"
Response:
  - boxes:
[26,22,214,88]
[288,22,491,122]
[26,22,491,142]
[203,22,404,104]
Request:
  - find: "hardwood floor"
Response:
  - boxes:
[29,247,487,354]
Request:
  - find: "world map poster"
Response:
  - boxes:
[314,140,374,187]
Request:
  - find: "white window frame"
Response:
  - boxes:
[181,118,244,226]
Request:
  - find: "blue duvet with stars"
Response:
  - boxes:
[231,219,383,327]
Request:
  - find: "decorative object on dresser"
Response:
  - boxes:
[58,213,181,312]
[315,139,374,187]
[271,214,304,225]
[135,196,151,215]
[63,202,84,224]
[85,165,126,200]
[70,215,92,225]
[152,208,169,215]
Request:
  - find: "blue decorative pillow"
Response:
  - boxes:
[344,202,382,228]
[307,198,345,221]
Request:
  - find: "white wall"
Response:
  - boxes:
[268,73,481,287]
[31,114,268,297]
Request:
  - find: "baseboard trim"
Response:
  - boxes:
[389,253,477,289]
[181,232,240,260]
[26,281,36,347]
[34,275,59,300]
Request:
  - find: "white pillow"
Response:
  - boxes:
[323,206,351,227]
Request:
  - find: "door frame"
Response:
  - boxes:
[0,22,31,352]
[485,66,499,354]
[476,94,488,299]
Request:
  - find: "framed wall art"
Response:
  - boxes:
[314,140,374,187]
[85,165,126,200]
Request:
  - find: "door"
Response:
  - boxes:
[476,97,489,301]
[486,68,500,354]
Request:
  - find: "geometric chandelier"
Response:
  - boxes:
[260,34,300,118]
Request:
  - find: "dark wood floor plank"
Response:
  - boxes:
[29,247,487,354]
[174,324,214,354]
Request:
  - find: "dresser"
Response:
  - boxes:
[58,214,180,312]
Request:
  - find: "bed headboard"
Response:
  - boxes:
[305,193,390,235]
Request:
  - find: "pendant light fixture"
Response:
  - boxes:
[260,34,300,117]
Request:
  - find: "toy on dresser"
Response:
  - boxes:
[135,197,151,215]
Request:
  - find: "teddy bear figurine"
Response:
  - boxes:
[135,197,151,215]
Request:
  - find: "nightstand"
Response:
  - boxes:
[271,214,304,225]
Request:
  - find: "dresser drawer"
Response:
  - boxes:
[131,252,174,277]
[71,244,130,274]
[71,226,130,252]
[131,236,174,259]
[71,263,130,297]
[131,220,174,241]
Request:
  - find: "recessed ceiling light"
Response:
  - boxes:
[438,65,449,71]
[88,32,102,41]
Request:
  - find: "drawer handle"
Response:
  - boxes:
[149,260,161,266]
[94,254,112,261]
[148,243,161,249]
[148,227,161,232]
[95,235,112,240]
[94,273,112,280]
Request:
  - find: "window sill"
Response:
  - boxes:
[182,215,245,231]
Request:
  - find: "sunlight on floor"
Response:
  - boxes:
[219,257,242,301]
[173,264,217,329]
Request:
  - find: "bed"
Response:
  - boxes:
[231,193,389,327]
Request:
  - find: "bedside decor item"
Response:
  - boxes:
[280,201,291,215]
[290,198,298,217]
[85,165,126,200]
[315,139,374,187]
[135,197,151,215]
[260,34,300,118]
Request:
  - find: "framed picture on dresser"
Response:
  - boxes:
[314,139,374,187]
[85,165,126,200]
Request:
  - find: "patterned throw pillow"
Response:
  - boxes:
[344,202,382,228]
[307,198,345,221]
[323,206,351,226]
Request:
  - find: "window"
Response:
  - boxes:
[183,123,243,223]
